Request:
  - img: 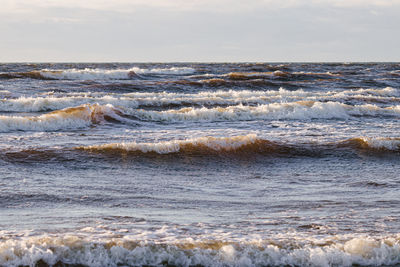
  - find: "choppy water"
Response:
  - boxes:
[1,63,400,267]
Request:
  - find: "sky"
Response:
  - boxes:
[0,0,399,62]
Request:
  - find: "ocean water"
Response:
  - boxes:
[0,62,400,267]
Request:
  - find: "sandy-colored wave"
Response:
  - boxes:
[341,137,400,151]
[3,135,400,161]
[0,71,54,80]
[78,134,400,157]
[0,104,122,132]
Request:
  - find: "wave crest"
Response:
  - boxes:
[78,134,400,157]
[343,137,400,151]
[77,134,290,155]
[0,104,122,132]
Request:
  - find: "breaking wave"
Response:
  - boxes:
[1,100,400,132]
[127,101,400,122]
[1,232,400,267]
[0,87,398,113]
[0,95,140,112]
[0,88,311,112]
[0,104,123,132]
[342,137,400,151]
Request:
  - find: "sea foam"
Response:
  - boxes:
[1,233,400,267]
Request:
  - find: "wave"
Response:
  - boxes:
[78,134,292,155]
[79,134,400,157]
[340,87,400,97]
[77,134,400,157]
[39,67,196,80]
[208,71,340,81]
[0,101,399,133]
[127,101,400,122]
[0,71,54,80]
[0,104,123,132]
[1,233,399,267]
[342,137,400,151]
[3,135,400,161]
[0,88,311,112]
[388,70,400,76]
[0,67,195,80]
[0,87,397,113]
[0,95,141,112]
[225,71,277,80]
[0,88,310,112]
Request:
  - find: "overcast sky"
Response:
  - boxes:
[1,0,399,62]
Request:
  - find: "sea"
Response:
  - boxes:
[0,62,400,267]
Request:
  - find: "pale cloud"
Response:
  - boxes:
[1,0,399,14]
[313,0,400,7]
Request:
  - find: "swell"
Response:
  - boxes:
[341,137,400,151]
[78,135,400,157]
[0,71,56,80]
[0,104,124,132]
[1,233,400,267]
[2,135,400,163]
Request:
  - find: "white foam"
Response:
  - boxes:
[0,96,140,112]
[0,233,399,267]
[336,87,400,97]
[38,67,195,80]
[135,67,195,75]
[293,71,340,76]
